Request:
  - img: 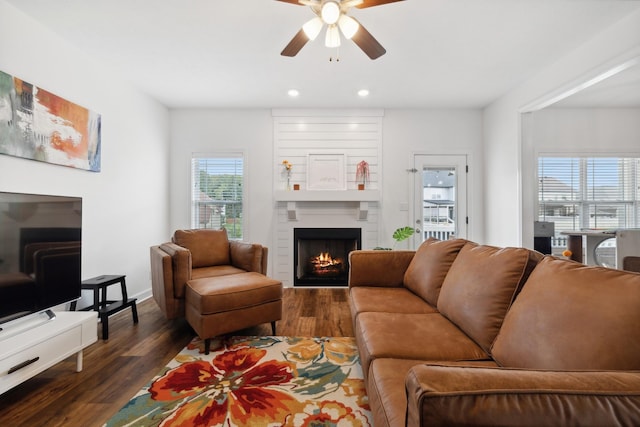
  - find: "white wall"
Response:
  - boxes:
[382,109,484,244]
[169,108,483,276]
[168,109,274,248]
[0,1,170,304]
[483,9,640,247]
[531,108,640,154]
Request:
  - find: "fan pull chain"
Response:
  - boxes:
[329,46,340,62]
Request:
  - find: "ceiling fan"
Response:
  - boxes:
[278,0,405,60]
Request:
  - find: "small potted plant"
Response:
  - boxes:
[356,160,369,190]
[374,226,416,250]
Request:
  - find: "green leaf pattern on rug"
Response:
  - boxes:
[284,337,358,397]
[104,336,371,427]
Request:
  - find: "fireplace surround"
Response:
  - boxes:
[293,227,361,287]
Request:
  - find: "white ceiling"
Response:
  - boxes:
[6,0,640,109]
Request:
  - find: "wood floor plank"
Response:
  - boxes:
[0,287,351,427]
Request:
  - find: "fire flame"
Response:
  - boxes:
[313,252,337,266]
[308,251,344,277]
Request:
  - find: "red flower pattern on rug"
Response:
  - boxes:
[150,347,303,426]
[105,336,371,427]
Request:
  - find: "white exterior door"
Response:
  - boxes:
[412,155,468,248]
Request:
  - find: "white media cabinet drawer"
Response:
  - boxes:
[0,311,97,395]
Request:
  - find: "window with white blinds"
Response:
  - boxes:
[538,156,640,247]
[191,154,244,239]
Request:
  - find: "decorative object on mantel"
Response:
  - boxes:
[356,160,369,190]
[282,160,293,190]
[307,153,346,190]
[0,70,101,172]
[278,0,406,60]
[374,226,415,250]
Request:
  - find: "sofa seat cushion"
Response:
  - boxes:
[368,358,499,427]
[437,243,543,354]
[186,272,282,315]
[355,312,489,377]
[492,257,640,370]
[173,229,230,268]
[404,238,468,306]
[349,287,437,318]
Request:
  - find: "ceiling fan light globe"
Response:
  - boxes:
[321,1,340,25]
[338,14,359,39]
[325,25,341,48]
[302,17,324,40]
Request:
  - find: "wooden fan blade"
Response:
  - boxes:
[274,0,318,5]
[281,29,310,57]
[356,0,404,9]
[351,19,386,59]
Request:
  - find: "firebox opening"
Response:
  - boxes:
[294,228,361,287]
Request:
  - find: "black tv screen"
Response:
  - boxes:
[0,191,82,325]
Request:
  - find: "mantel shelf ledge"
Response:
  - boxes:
[274,190,380,202]
[275,190,379,221]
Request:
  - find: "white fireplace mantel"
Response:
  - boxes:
[274,190,379,202]
[274,190,380,221]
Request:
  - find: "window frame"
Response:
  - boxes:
[537,155,640,251]
[190,152,246,240]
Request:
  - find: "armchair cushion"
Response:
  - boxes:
[173,229,230,268]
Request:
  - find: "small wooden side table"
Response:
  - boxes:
[71,274,138,339]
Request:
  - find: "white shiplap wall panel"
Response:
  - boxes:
[272,110,383,287]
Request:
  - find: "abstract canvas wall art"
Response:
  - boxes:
[0,70,101,172]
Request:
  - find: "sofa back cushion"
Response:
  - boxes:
[437,243,543,353]
[173,229,230,268]
[492,257,640,370]
[404,238,468,306]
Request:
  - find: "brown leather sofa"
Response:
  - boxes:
[151,229,282,353]
[348,238,640,427]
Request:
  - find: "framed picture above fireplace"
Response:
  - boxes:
[307,153,346,190]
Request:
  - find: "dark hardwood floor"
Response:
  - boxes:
[0,287,352,427]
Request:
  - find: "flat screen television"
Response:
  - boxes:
[0,191,82,327]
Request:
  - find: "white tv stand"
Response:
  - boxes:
[0,311,97,395]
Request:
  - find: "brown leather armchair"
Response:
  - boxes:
[150,228,269,320]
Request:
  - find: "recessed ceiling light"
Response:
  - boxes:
[358,89,370,97]
[288,89,300,97]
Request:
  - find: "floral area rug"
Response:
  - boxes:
[104,336,372,427]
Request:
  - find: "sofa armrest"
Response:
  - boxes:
[405,364,640,427]
[348,250,415,288]
[229,241,267,274]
